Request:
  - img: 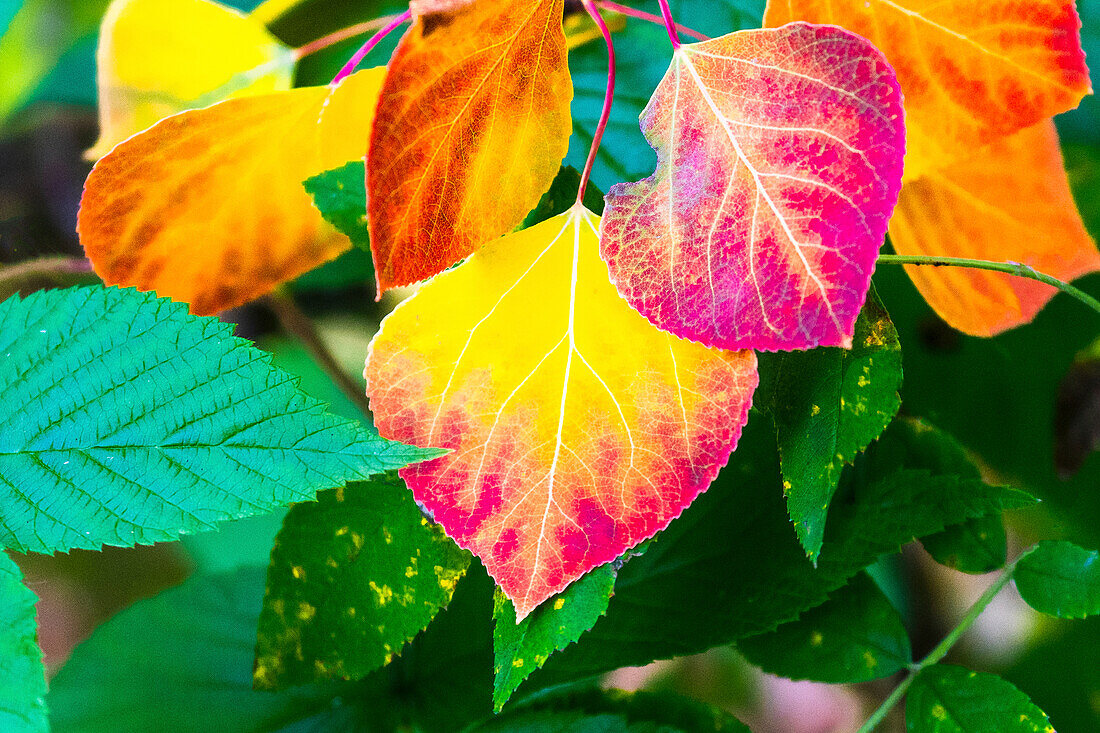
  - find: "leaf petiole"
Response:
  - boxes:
[595,1,708,42]
[575,0,617,206]
[876,254,1100,318]
[293,16,404,61]
[330,9,412,86]
[857,546,1038,732]
[654,0,682,49]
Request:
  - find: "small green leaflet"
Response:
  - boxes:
[906,665,1055,733]
[304,161,371,252]
[254,474,471,689]
[0,286,438,554]
[0,552,47,733]
[493,563,616,711]
[1015,540,1100,619]
[757,288,903,561]
[922,514,1007,574]
[478,688,750,733]
[737,572,911,684]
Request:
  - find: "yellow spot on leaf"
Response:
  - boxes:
[382,526,394,544]
[553,598,565,610]
[369,581,394,606]
[512,658,525,668]
[297,602,316,622]
[857,375,869,387]
[932,704,947,720]
[863,650,877,669]
[810,631,824,646]
[291,565,305,580]
[810,404,821,416]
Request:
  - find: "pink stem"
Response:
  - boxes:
[655,0,682,49]
[294,16,399,60]
[576,0,617,207]
[595,1,708,42]
[331,10,412,85]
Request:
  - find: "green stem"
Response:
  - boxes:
[857,546,1037,732]
[0,256,96,300]
[877,254,1100,318]
[262,289,373,419]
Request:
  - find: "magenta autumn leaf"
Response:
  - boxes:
[600,22,906,351]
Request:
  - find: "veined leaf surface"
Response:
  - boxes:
[367,0,573,292]
[365,207,758,618]
[0,553,47,733]
[87,0,295,159]
[0,286,436,554]
[600,23,905,351]
[889,121,1100,336]
[764,0,1092,180]
[79,69,383,316]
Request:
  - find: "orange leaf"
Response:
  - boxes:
[764,1,1092,179]
[889,121,1100,336]
[365,207,758,618]
[79,69,384,316]
[88,0,295,160]
[367,0,573,293]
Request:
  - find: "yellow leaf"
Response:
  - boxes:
[365,206,758,618]
[889,121,1100,336]
[79,69,383,315]
[87,0,295,159]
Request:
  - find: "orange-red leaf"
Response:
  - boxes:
[365,207,758,618]
[367,0,573,293]
[764,0,1092,180]
[600,23,905,351]
[889,120,1100,336]
[79,69,383,316]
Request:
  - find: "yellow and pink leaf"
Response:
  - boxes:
[600,23,906,351]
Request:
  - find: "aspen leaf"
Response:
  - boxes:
[367,0,573,292]
[889,121,1100,336]
[87,0,295,160]
[763,0,1092,180]
[79,69,383,316]
[600,22,905,351]
[365,207,758,619]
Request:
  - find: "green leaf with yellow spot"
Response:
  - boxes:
[907,665,1055,733]
[737,571,911,684]
[492,563,616,712]
[1015,540,1100,619]
[922,513,1007,574]
[303,161,372,253]
[254,473,471,689]
[757,287,903,562]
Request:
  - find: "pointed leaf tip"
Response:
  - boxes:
[365,208,758,617]
[600,23,905,352]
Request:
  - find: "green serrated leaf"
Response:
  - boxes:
[479,688,750,733]
[493,564,616,711]
[48,561,495,732]
[758,287,903,561]
[254,473,471,689]
[0,286,438,554]
[304,160,371,252]
[1015,540,1100,619]
[737,572,911,684]
[922,514,1007,574]
[0,552,47,733]
[906,665,1055,733]
[520,417,1033,693]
